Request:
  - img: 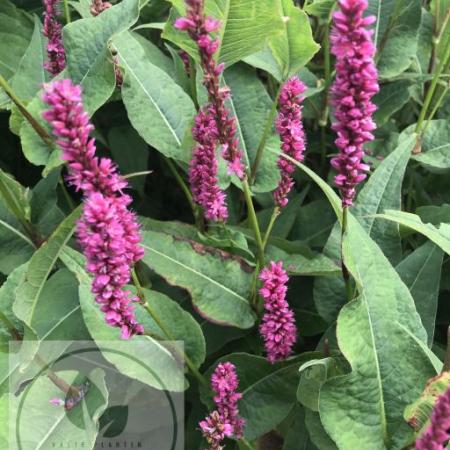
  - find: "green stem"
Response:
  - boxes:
[0,74,53,148]
[132,269,208,387]
[242,179,264,268]
[250,85,281,184]
[422,83,449,135]
[165,158,196,213]
[341,207,352,301]
[63,0,71,23]
[416,43,450,134]
[262,207,280,251]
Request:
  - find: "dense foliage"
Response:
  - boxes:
[0,0,449,449]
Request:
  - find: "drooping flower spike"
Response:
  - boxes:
[189,104,228,222]
[330,0,379,207]
[90,0,112,16]
[274,77,307,208]
[42,0,66,76]
[175,0,245,179]
[199,362,245,448]
[415,384,450,450]
[42,79,144,339]
[259,261,297,363]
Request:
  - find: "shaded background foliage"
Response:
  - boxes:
[0,0,449,449]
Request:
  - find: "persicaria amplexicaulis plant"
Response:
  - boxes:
[42,79,144,339]
[1,0,448,448]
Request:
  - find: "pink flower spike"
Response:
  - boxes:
[42,0,66,76]
[259,261,297,363]
[329,0,379,207]
[273,76,307,208]
[42,79,144,339]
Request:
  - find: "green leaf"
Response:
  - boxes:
[112,31,196,162]
[163,0,284,67]
[396,242,443,346]
[407,120,450,172]
[141,229,255,328]
[417,203,450,224]
[7,368,108,449]
[305,409,338,450]
[319,215,437,449]
[223,63,280,192]
[11,15,47,102]
[376,209,450,254]
[13,207,82,330]
[244,0,320,81]
[373,80,411,126]
[63,0,141,113]
[430,0,450,64]
[135,288,206,368]
[371,0,422,78]
[314,135,414,322]
[265,244,340,276]
[0,0,33,81]
[282,406,319,450]
[201,352,320,440]
[60,246,186,392]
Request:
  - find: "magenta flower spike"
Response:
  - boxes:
[259,261,297,363]
[274,76,307,208]
[42,79,144,339]
[330,0,379,207]
[189,104,228,222]
[415,385,450,450]
[174,0,245,179]
[42,0,66,76]
[199,362,245,448]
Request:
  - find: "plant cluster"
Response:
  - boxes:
[0,0,449,449]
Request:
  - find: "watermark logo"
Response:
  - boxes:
[9,341,185,450]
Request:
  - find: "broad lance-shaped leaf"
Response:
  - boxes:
[199,352,320,440]
[314,134,414,322]
[141,230,256,329]
[319,214,438,449]
[11,15,48,102]
[162,0,284,67]
[112,31,195,162]
[59,246,186,392]
[376,210,450,255]
[5,369,108,449]
[13,206,81,330]
[244,0,320,81]
[64,0,140,113]
[396,241,443,346]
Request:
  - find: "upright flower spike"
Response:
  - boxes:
[42,79,144,339]
[274,77,307,208]
[330,0,379,207]
[415,385,450,450]
[189,104,228,222]
[174,0,245,179]
[199,362,245,448]
[42,0,66,76]
[259,261,297,363]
